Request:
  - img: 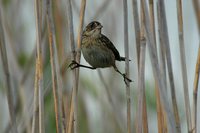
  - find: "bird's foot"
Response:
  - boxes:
[123,74,132,85]
[68,60,80,70]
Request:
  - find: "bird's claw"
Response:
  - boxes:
[68,60,79,70]
[123,74,132,85]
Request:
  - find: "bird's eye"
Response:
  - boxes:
[91,22,96,29]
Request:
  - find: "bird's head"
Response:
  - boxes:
[83,21,103,38]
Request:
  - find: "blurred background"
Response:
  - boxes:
[0,0,199,133]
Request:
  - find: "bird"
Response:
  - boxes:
[69,21,132,83]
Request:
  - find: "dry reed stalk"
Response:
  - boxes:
[47,0,64,132]
[176,0,192,132]
[192,45,200,133]
[132,13,147,133]
[155,83,167,133]
[54,2,67,132]
[32,0,44,132]
[141,0,176,132]
[73,0,86,131]
[65,0,76,132]
[149,1,166,132]
[123,0,131,132]
[136,2,148,133]
[156,3,168,132]
[137,37,146,133]
[67,90,74,133]
[157,1,181,132]
[136,4,147,132]
[132,0,140,66]
[192,1,200,132]
[67,0,86,132]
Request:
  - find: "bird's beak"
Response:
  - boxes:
[96,25,103,29]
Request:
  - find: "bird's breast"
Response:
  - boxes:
[81,42,115,68]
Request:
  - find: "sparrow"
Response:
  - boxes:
[69,21,132,83]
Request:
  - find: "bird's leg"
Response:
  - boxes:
[68,60,96,70]
[113,66,132,84]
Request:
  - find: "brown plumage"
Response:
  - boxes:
[69,21,132,83]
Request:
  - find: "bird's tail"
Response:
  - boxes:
[120,57,131,61]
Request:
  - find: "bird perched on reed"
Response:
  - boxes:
[69,21,132,83]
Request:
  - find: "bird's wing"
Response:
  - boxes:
[100,34,121,61]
